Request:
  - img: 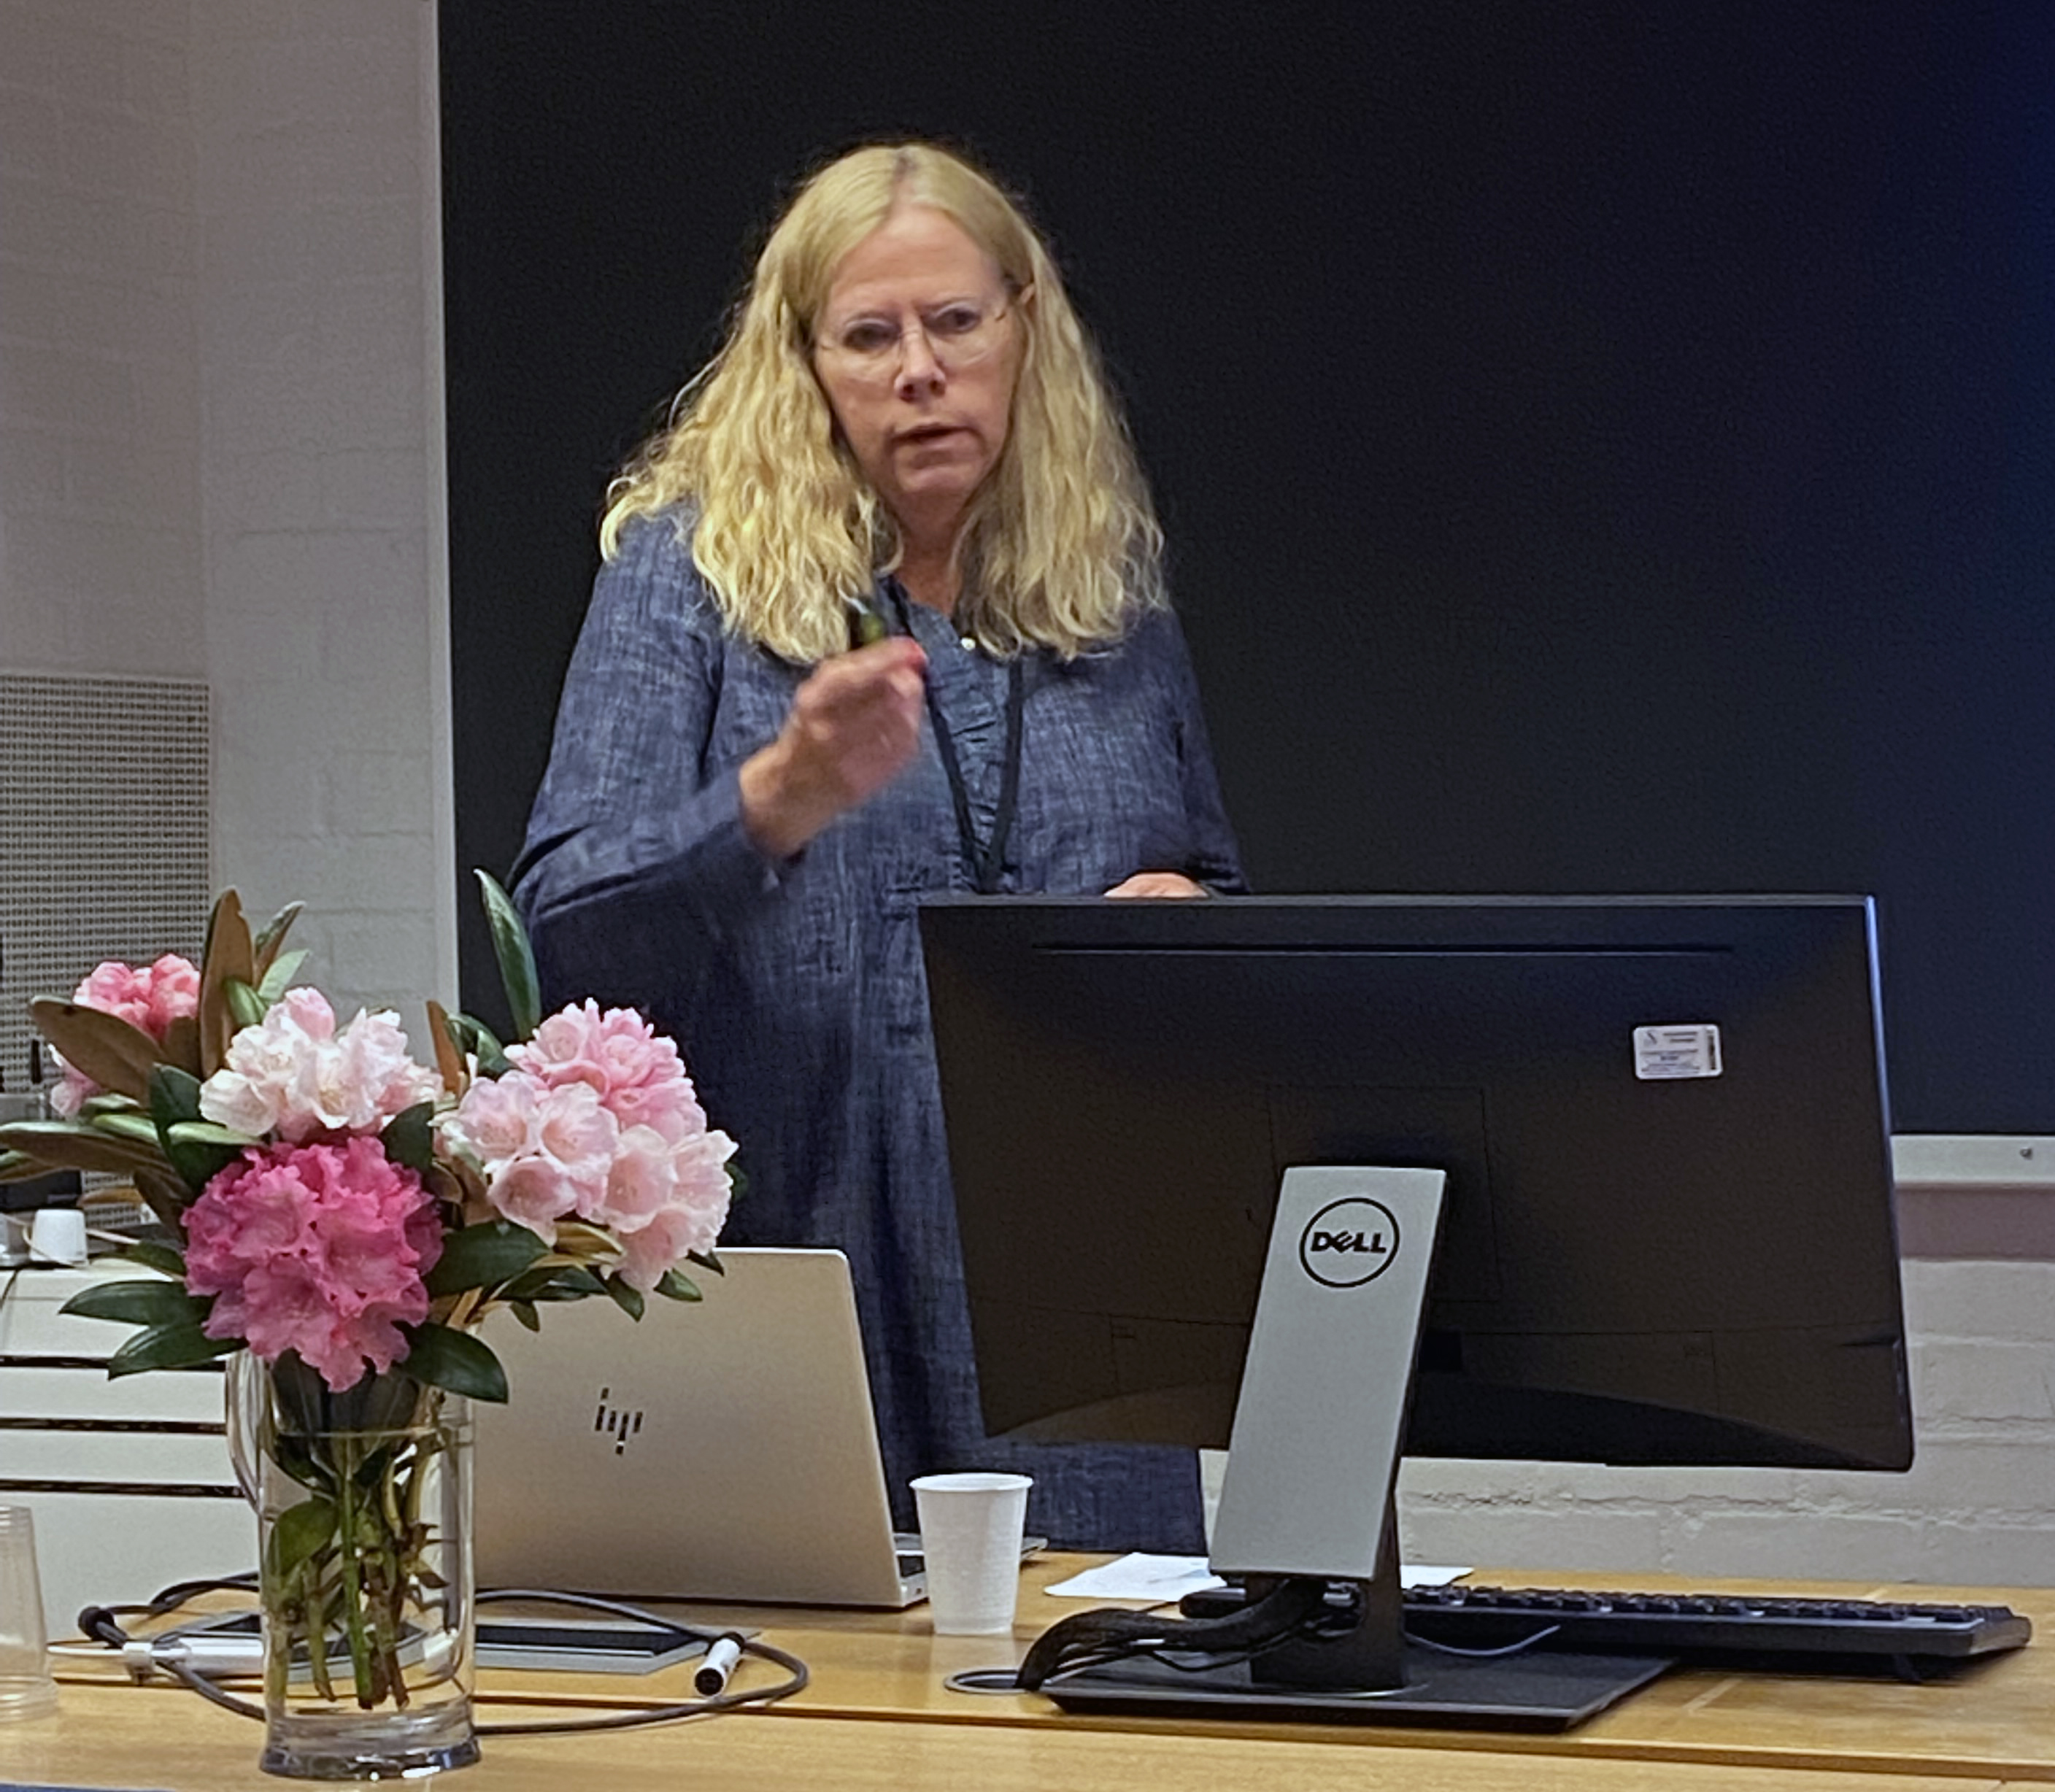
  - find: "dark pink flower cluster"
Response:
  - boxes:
[184,1137,444,1392]
[51,954,201,1116]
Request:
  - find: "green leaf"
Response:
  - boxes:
[654,1268,702,1302]
[198,892,256,1078]
[423,1220,547,1298]
[265,1494,339,1584]
[169,1120,258,1148]
[0,1120,163,1177]
[510,1301,541,1333]
[28,997,165,1102]
[223,977,267,1032]
[271,1434,334,1494]
[444,1011,511,1081]
[113,1239,188,1280]
[497,1264,604,1304]
[77,1092,142,1119]
[250,902,304,981]
[269,1352,335,1435]
[106,1321,239,1376]
[256,949,308,1005]
[158,1013,202,1078]
[603,1277,646,1321]
[552,1219,617,1255]
[90,1111,161,1148]
[147,1065,204,1150]
[61,1279,206,1326]
[132,1168,198,1228]
[379,1102,436,1175]
[421,1216,547,1299]
[398,1323,509,1402]
[474,869,541,1043]
[0,1151,42,1183]
[423,999,467,1099]
[163,1119,255,1195]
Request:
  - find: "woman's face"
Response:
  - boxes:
[811,205,1024,543]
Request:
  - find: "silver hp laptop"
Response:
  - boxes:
[474,1248,965,1608]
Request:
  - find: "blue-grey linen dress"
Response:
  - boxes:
[512,511,1246,1549]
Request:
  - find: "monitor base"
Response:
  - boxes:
[1041,1644,1675,1731]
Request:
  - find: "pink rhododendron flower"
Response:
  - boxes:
[184,1136,442,1392]
[531,1081,618,1194]
[479,1153,582,1242]
[199,989,442,1142]
[596,1124,676,1227]
[614,1137,733,1291]
[437,1072,539,1168]
[49,954,200,1116]
[446,1000,733,1278]
[509,1003,705,1128]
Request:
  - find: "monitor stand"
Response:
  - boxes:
[1037,1166,1674,1731]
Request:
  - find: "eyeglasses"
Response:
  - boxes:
[813,296,1014,384]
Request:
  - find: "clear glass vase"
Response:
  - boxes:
[231,1353,480,1780]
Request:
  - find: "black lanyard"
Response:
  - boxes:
[884,585,1025,895]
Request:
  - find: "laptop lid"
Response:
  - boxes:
[473,1247,923,1608]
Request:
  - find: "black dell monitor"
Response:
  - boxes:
[918,895,1911,1726]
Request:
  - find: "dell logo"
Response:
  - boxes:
[1309,1229,1386,1254]
[1299,1197,1401,1287]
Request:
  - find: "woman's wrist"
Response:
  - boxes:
[739,740,832,860]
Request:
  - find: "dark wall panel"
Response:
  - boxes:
[441,1,2055,1132]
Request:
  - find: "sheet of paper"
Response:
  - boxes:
[1044,1553,1472,1599]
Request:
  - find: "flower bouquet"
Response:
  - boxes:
[0,875,735,1778]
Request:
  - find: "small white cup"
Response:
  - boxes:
[0,1507,58,1722]
[910,1471,1033,1635]
[26,1208,86,1267]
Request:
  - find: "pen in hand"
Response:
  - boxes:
[848,596,890,649]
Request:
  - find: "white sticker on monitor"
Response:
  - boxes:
[1633,1024,1722,1080]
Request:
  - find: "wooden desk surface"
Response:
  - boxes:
[0,1680,2018,1792]
[23,1558,2055,1788]
[478,1558,2055,1784]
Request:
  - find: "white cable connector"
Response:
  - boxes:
[122,1632,268,1680]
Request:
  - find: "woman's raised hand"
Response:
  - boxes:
[1104,871,1211,898]
[740,637,929,857]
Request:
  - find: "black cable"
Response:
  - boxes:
[77,1572,259,1647]
[479,1634,810,1737]
[1404,1621,1565,1660]
[474,1588,808,1736]
[1016,1576,1334,1691]
[76,1577,810,1736]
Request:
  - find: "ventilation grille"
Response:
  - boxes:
[1,672,211,1106]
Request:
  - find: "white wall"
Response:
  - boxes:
[1397,1254,2055,1588]
[0,0,206,675]
[0,0,452,1021]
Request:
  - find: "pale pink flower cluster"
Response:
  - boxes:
[50,954,201,1116]
[185,1137,444,1392]
[198,989,442,1143]
[444,1000,734,1290]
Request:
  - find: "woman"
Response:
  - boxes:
[513,142,1243,1549]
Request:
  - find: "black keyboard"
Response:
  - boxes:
[1400,1583,2032,1664]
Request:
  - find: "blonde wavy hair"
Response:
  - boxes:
[599,142,1165,663]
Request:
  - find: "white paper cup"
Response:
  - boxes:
[26,1208,86,1267]
[0,1507,57,1722]
[911,1472,1033,1635]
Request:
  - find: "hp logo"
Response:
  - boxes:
[593,1386,645,1456]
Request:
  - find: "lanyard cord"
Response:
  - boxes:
[883,585,1025,895]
